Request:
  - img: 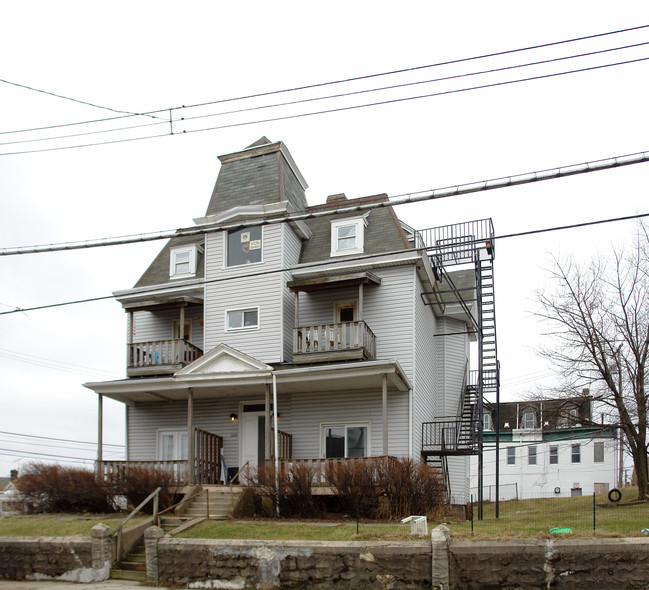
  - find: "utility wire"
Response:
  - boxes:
[2,211,648,318]
[2,55,648,157]
[2,24,646,137]
[0,78,162,120]
[0,430,123,448]
[2,148,648,256]
[3,40,647,148]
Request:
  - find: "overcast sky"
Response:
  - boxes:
[1,2,648,476]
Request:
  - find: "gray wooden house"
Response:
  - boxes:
[85,137,499,503]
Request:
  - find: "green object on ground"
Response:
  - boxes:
[549,527,572,534]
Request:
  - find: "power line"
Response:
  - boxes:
[3,54,648,157]
[0,447,96,462]
[2,210,648,318]
[0,430,124,448]
[0,347,121,378]
[0,78,162,121]
[2,148,648,256]
[2,24,647,138]
[4,40,648,149]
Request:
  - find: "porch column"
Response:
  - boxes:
[187,388,195,485]
[358,283,364,320]
[179,305,185,340]
[265,384,272,461]
[382,374,388,455]
[97,394,103,478]
[294,291,299,326]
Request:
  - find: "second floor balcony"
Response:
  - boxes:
[293,320,376,364]
[127,339,203,377]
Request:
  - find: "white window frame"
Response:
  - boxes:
[483,413,493,431]
[226,307,260,331]
[528,446,537,465]
[571,443,581,463]
[506,446,516,465]
[594,441,605,463]
[321,422,370,458]
[169,246,197,279]
[523,412,535,429]
[156,429,188,461]
[549,445,559,465]
[330,216,367,257]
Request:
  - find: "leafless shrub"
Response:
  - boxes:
[111,466,181,513]
[16,462,117,514]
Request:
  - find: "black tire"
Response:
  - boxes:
[608,488,622,503]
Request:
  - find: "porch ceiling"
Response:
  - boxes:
[84,359,411,405]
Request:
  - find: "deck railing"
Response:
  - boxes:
[293,321,376,359]
[273,429,293,460]
[101,430,223,485]
[275,456,395,486]
[127,339,203,369]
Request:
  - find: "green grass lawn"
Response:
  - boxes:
[1,489,647,540]
[0,514,149,537]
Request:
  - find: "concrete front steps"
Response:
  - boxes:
[179,485,244,520]
[110,516,201,581]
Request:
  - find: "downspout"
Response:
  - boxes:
[272,372,279,516]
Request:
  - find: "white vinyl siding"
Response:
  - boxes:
[203,225,283,363]
[130,306,204,351]
[289,389,409,459]
[282,225,304,362]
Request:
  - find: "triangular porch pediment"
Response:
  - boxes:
[175,343,273,376]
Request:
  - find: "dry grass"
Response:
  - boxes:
[0,514,149,537]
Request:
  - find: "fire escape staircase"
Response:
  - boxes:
[419,219,500,504]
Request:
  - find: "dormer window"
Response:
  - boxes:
[523,412,535,429]
[483,413,493,431]
[170,246,197,279]
[330,216,367,257]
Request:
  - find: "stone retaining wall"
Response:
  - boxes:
[2,524,649,588]
[0,523,112,583]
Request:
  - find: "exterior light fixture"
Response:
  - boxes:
[229,413,238,422]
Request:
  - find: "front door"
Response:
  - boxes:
[240,403,266,477]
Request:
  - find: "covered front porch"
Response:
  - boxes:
[85,344,411,486]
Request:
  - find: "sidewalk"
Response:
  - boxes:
[0,582,147,590]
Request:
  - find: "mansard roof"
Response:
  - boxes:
[299,194,411,264]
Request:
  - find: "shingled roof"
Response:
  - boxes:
[299,194,411,264]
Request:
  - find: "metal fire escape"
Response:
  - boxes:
[417,219,500,515]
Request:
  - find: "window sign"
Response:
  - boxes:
[227,227,262,266]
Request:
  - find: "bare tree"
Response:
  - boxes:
[536,223,649,500]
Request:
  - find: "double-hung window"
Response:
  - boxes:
[170,246,197,279]
[594,441,604,463]
[523,412,535,429]
[528,446,537,465]
[549,445,559,465]
[506,447,516,465]
[226,308,259,331]
[323,424,368,458]
[330,216,367,257]
[571,443,581,463]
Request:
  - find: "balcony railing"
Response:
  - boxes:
[127,339,203,376]
[293,321,376,363]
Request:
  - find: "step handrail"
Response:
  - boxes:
[227,460,249,486]
[111,486,161,563]
[158,486,206,518]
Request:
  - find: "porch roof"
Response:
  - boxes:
[84,358,411,405]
